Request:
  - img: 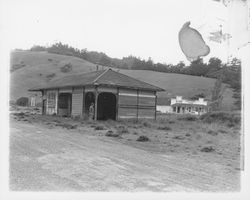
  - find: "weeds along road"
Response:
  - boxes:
[9,120,240,192]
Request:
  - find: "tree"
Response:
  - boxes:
[16,97,29,106]
[187,58,207,76]
[210,70,226,111]
[190,93,206,100]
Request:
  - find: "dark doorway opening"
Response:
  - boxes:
[97,92,116,120]
[85,92,95,116]
[58,93,72,117]
[177,106,180,113]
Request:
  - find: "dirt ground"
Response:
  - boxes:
[9,106,241,192]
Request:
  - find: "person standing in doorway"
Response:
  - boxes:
[89,102,95,120]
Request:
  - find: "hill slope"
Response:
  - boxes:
[10,50,235,110]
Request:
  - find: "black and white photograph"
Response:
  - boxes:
[0,0,250,199]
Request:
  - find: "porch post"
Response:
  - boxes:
[136,90,139,121]
[94,85,98,121]
[154,91,157,120]
[116,88,119,120]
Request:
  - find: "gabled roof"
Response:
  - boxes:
[29,69,165,92]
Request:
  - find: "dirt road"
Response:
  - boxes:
[9,121,240,192]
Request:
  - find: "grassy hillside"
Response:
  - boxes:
[10,50,236,110]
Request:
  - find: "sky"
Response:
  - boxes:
[0,0,249,64]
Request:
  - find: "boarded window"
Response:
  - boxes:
[58,94,70,109]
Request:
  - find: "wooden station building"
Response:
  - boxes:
[29,69,164,120]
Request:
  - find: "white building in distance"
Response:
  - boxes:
[170,96,209,115]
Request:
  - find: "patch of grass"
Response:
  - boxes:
[136,135,150,142]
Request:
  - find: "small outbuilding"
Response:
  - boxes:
[29,69,164,120]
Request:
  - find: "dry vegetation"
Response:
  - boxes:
[10,51,236,110]
[10,105,242,173]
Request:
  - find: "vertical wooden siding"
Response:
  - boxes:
[72,87,83,117]
[46,90,58,115]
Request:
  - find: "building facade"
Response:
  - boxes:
[30,69,164,120]
[171,96,209,115]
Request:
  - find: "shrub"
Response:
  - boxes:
[136,135,150,142]
[57,123,77,129]
[48,58,53,62]
[46,73,56,80]
[60,63,72,73]
[116,125,129,134]
[218,129,227,134]
[200,111,241,127]
[157,126,172,131]
[207,130,218,136]
[142,121,152,128]
[185,133,191,137]
[173,135,185,140]
[105,130,120,137]
[13,112,28,117]
[16,97,29,106]
[178,114,198,121]
[200,146,215,152]
[94,125,106,130]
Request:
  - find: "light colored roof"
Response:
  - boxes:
[29,69,164,92]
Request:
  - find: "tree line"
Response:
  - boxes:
[30,42,241,109]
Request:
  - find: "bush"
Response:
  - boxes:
[157,126,172,131]
[16,97,29,106]
[178,114,198,121]
[200,111,241,126]
[56,123,77,129]
[173,135,185,140]
[105,130,120,137]
[94,125,106,130]
[13,112,28,117]
[141,121,152,128]
[116,125,129,134]
[207,130,218,136]
[200,146,215,152]
[46,73,56,80]
[61,63,72,73]
[136,135,150,142]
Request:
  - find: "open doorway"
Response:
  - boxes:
[58,93,72,117]
[85,92,95,116]
[97,92,116,120]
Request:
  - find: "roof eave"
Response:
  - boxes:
[29,83,165,92]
